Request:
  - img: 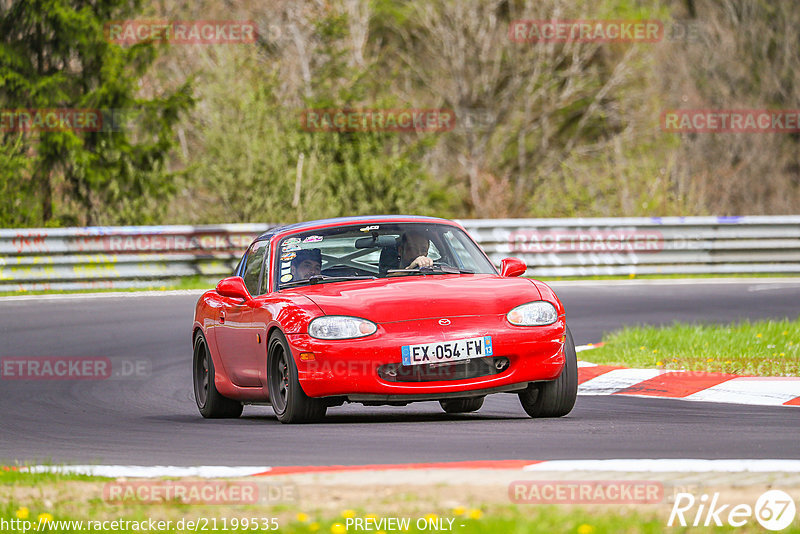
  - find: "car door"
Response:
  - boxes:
[215,240,268,387]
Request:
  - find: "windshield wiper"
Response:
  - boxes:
[282,274,377,287]
[386,265,474,276]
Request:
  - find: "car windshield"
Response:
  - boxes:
[276,222,496,289]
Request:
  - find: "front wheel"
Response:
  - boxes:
[439,396,484,413]
[518,326,578,418]
[193,332,243,418]
[267,331,327,424]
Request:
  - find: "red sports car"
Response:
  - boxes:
[192,215,576,423]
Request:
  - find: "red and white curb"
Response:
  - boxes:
[575,344,800,407]
[17,459,800,478]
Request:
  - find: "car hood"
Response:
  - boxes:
[294,274,543,323]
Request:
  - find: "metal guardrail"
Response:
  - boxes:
[1,216,799,291]
[0,224,271,291]
[460,215,800,278]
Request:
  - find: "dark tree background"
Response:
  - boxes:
[1,0,798,227]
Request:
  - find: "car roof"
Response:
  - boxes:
[255,215,456,242]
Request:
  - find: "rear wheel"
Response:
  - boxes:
[193,332,243,418]
[439,396,484,413]
[518,326,578,418]
[267,331,327,424]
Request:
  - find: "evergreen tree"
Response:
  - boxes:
[0,0,193,226]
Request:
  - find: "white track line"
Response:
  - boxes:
[20,460,800,478]
[685,377,800,406]
[578,369,663,395]
[524,459,800,472]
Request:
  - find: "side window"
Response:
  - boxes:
[233,254,245,277]
[242,241,268,296]
[259,244,271,295]
[427,241,442,262]
[443,230,480,271]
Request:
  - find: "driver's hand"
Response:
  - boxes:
[407,255,434,269]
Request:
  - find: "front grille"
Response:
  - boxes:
[378,357,509,383]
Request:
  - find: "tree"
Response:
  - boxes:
[0,0,193,226]
[375,0,659,217]
[176,1,442,224]
[0,132,36,226]
[656,0,800,214]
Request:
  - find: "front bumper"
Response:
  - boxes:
[287,314,566,398]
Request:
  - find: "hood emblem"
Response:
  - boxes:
[438,318,451,326]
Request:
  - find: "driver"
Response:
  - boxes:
[398,229,433,269]
[290,248,322,280]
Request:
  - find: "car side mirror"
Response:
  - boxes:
[216,276,251,300]
[500,257,527,277]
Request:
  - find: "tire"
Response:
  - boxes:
[193,331,243,419]
[439,396,484,414]
[267,331,327,424]
[518,326,578,418]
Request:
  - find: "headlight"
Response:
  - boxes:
[507,301,558,326]
[308,316,377,339]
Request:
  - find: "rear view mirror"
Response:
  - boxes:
[355,235,398,248]
[500,257,527,277]
[216,276,251,300]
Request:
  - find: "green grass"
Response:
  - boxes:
[580,317,800,376]
[0,466,108,484]
[3,471,799,533]
[287,509,668,534]
[0,498,749,534]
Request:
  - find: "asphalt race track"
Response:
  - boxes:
[1,280,799,466]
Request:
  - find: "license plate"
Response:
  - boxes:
[401,336,493,367]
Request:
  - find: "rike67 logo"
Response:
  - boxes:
[669,490,796,531]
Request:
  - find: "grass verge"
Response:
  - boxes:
[0,504,664,534]
[580,317,800,376]
[0,490,683,534]
[3,470,799,533]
